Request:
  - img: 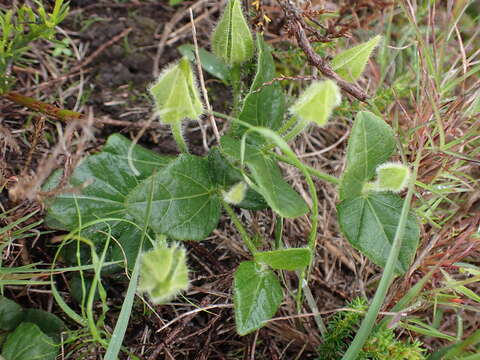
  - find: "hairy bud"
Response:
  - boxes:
[211,0,254,65]
[138,242,189,304]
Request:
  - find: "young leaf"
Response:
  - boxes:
[178,44,230,83]
[374,162,410,193]
[339,111,396,201]
[0,296,24,331]
[234,261,283,336]
[289,79,341,126]
[235,36,286,135]
[331,35,381,82]
[220,136,308,218]
[208,147,268,210]
[211,0,254,65]
[126,154,221,241]
[254,248,312,270]
[138,242,189,304]
[1,322,57,360]
[149,57,203,125]
[337,192,420,274]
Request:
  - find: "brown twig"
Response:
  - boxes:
[276,0,369,102]
[2,91,160,129]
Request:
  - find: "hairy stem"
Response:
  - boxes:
[170,122,189,153]
[223,201,257,254]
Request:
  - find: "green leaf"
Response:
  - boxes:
[126,154,221,241]
[178,44,230,83]
[254,248,311,270]
[337,192,420,274]
[208,147,267,210]
[235,36,286,135]
[169,0,185,5]
[220,136,308,218]
[45,134,171,267]
[234,261,283,335]
[0,296,24,331]
[211,0,254,65]
[45,134,172,230]
[331,35,381,82]
[22,309,65,341]
[1,322,57,360]
[339,111,396,201]
[290,80,341,126]
[149,57,203,124]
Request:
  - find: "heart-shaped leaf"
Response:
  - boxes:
[234,261,283,336]
[126,154,221,241]
[45,134,172,230]
[337,192,420,274]
[331,35,381,82]
[45,134,172,267]
[339,111,396,201]
[1,322,57,360]
[254,248,312,270]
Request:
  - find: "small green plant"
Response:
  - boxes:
[41,1,423,358]
[0,0,68,93]
[318,298,426,360]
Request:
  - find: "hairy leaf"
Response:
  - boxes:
[234,261,283,336]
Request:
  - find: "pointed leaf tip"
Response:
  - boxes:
[331,35,381,82]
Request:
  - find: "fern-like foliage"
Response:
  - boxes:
[317,298,426,360]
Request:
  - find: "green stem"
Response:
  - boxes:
[277,115,299,136]
[341,149,422,360]
[222,201,257,254]
[283,116,310,143]
[4,91,82,121]
[230,64,242,116]
[170,122,189,153]
[271,152,341,185]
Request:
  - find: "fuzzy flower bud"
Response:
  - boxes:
[211,0,254,65]
[374,162,410,193]
[222,181,248,205]
[289,80,341,126]
[138,242,189,304]
[149,57,203,125]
